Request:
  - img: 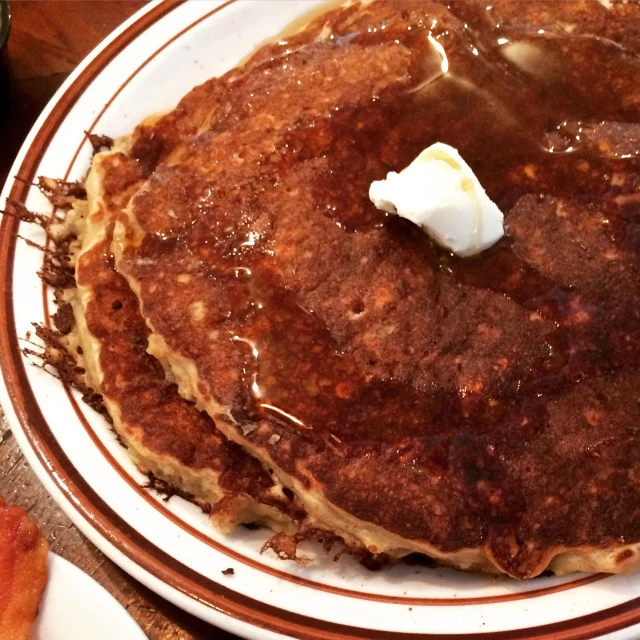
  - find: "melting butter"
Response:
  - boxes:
[369,143,504,257]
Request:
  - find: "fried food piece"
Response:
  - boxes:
[0,498,48,640]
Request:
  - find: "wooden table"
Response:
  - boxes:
[0,3,238,638]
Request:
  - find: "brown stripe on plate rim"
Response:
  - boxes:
[0,0,638,637]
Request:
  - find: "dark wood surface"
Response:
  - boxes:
[0,3,238,638]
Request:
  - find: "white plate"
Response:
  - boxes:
[1,1,640,639]
[31,554,147,640]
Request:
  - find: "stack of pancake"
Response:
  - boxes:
[52,0,640,579]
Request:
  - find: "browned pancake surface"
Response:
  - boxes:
[116,0,640,577]
[78,151,303,528]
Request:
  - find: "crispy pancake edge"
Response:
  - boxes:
[131,330,640,578]
[72,145,300,534]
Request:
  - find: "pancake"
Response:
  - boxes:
[113,0,640,578]
[65,140,304,533]
[0,498,48,640]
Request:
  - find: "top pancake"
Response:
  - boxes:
[114,0,640,578]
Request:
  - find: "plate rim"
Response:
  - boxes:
[2,1,640,638]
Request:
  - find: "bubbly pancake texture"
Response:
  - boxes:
[72,143,302,533]
[115,0,640,578]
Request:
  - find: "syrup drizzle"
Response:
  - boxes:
[138,1,640,465]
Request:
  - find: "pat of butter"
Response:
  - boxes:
[369,143,504,257]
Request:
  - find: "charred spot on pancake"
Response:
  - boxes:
[262,521,367,566]
[142,472,210,511]
[37,176,86,210]
[616,549,635,564]
[39,252,75,289]
[262,532,301,562]
[87,132,115,155]
[22,323,111,423]
[53,301,74,335]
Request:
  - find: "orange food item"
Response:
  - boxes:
[0,498,49,640]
